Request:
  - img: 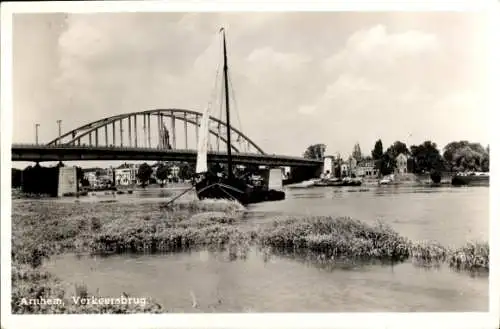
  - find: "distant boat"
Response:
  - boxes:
[451,172,489,186]
[379,174,395,185]
[287,179,319,189]
[193,28,285,205]
[314,177,362,187]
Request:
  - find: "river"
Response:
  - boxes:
[41,185,489,312]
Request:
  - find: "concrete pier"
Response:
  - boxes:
[57,167,78,197]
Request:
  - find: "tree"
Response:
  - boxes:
[379,141,410,176]
[352,143,362,162]
[410,141,444,173]
[371,140,384,160]
[430,169,442,183]
[388,141,409,156]
[371,139,384,176]
[178,162,195,180]
[379,152,396,176]
[156,163,169,187]
[304,144,326,160]
[137,163,153,187]
[443,141,489,172]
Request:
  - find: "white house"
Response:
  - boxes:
[395,153,409,174]
[115,164,139,186]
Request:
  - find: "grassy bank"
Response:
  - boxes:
[11,199,246,314]
[11,199,488,313]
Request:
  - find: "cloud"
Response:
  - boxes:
[324,24,441,81]
[12,13,488,161]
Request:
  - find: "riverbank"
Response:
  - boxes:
[11,199,488,313]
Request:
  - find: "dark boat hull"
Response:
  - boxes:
[195,176,285,205]
[451,175,489,186]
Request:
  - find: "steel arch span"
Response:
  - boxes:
[48,109,266,155]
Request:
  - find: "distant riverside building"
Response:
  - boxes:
[395,153,409,174]
[170,165,180,178]
[355,159,378,178]
[341,162,349,177]
[84,172,97,186]
[115,163,138,186]
[347,157,357,176]
[322,156,334,176]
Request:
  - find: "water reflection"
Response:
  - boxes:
[44,246,488,312]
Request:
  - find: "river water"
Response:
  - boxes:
[42,185,489,312]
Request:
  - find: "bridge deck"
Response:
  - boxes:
[11,144,322,167]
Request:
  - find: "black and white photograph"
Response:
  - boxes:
[1,1,499,328]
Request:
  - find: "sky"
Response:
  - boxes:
[11,11,490,168]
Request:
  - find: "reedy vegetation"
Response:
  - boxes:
[12,200,488,314]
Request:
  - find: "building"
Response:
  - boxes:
[322,156,334,176]
[355,159,378,178]
[115,163,138,186]
[340,162,349,177]
[347,157,357,174]
[83,172,97,187]
[395,153,409,174]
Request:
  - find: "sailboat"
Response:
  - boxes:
[193,28,285,205]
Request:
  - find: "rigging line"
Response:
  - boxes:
[208,32,224,116]
[162,186,196,207]
[227,71,246,151]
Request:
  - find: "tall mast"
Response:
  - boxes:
[221,28,233,180]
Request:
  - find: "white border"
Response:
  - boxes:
[1,1,499,329]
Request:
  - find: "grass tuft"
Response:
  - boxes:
[257,216,411,261]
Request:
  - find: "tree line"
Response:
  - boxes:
[303,139,489,176]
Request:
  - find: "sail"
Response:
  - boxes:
[196,105,210,173]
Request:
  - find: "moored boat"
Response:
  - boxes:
[313,177,363,187]
[193,28,285,205]
[451,172,489,186]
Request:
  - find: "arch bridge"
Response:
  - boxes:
[48,108,265,155]
[12,109,323,169]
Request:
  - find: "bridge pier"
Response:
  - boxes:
[95,129,99,146]
[19,162,77,197]
[120,119,123,147]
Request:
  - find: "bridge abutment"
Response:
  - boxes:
[19,162,79,197]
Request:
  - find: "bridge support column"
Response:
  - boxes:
[112,121,116,146]
[128,117,132,147]
[105,125,108,146]
[120,119,123,147]
[143,114,147,148]
[195,115,199,144]
[157,113,162,148]
[95,129,98,146]
[184,112,188,149]
[89,133,92,145]
[171,113,176,149]
[147,114,151,148]
[134,115,138,147]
